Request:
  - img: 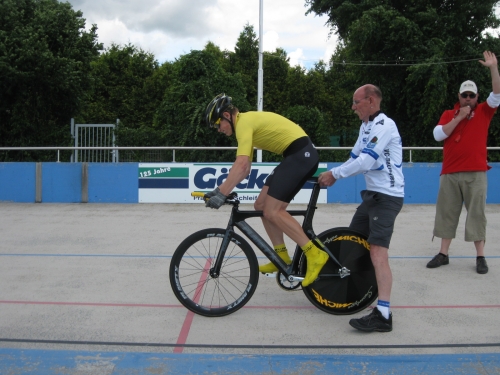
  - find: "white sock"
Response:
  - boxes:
[377,300,390,319]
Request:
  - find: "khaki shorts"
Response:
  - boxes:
[433,172,487,242]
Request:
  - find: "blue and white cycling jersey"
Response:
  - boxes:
[330,112,404,197]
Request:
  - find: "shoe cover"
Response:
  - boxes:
[259,250,291,273]
[302,247,329,287]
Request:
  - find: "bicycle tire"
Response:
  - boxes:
[169,228,259,317]
[301,227,378,315]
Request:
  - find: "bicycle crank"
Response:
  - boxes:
[276,272,302,291]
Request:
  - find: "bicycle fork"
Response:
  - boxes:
[209,228,234,278]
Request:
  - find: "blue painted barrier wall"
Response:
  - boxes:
[0,163,37,203]
[42,163,82,203]
[327,162,500,203]
[326,162,443,204]
[88,163,138,203]
[1,162,500,203]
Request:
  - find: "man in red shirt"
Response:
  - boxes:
[427,51,500,274]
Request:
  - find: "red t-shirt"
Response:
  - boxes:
[438,101,496,175]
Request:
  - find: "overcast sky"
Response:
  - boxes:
[65,0,338,69]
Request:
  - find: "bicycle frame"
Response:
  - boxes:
[173,179,377,317]
[210,180,344,281]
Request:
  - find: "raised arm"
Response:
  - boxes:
[479,51,500,94]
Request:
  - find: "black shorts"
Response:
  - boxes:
[349,190,404,248]
[265,137,319,203]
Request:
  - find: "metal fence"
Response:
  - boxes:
[71,119,118,162]
[1,146,500,163]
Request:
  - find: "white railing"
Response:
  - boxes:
[1,146,500,163]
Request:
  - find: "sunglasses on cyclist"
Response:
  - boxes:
[460,93,476,99]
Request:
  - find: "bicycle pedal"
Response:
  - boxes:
[263,272,277,278]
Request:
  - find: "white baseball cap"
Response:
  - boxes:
[459,80,478,94]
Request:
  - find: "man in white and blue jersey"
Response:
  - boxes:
[318,84,404,332]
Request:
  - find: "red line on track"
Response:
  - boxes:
[0,301,182,308]
[0,300,499,309]
[173,258,213,354]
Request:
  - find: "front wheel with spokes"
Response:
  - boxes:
[169,228,259,317]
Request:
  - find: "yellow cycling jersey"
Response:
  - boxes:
[235,111,308,159]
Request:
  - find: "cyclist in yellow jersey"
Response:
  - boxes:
[234,111,308,158]
[204,93,328,286]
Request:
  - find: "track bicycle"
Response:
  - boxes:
[169,178,378,317]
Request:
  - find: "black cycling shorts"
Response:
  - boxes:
[265,137,319,203]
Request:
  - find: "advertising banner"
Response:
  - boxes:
[138,163,328,203]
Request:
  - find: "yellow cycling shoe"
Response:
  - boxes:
[259,251,291,273]
[301,248,329,287]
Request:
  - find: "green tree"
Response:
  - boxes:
[0,0,101,160]
[77,43,170,160]
[263,48,290,113]
[283,105,327,144]
[306,0,500,161]
[203,41,229,69]
[78,43,166,128]
[285,61,341,141]
[285,65,309,107]
[154,49,251,162]
[229,23,259,109]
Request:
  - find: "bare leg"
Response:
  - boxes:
[474,240,485,257]
[370,245,392,302]
[439,238,452,255]
[255,188,327,284]
[254,187,310,246]
[255,187,287,246]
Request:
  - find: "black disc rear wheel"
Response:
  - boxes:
[301,228,378,315]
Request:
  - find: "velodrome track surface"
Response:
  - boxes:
[0,202,499,374]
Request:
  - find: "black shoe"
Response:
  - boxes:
[426,253,449,268]
[477,257,488,274]
[349,307,392,332]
